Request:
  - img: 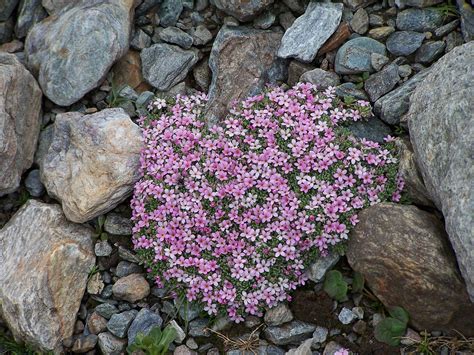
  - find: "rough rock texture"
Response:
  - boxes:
[110,50,150,93]
[112,274,150,303]
[364,63,399,102]
[396,8,444,32]
[335,37,386,74]
[278,2,343,62]
[0,52,42,196]
[211,0,274,22]
[15,0,47,38]
[347,203,474,335]
[205,26,285,123]
[0,200,95,352]
[300,68,340,89]
[0,0,19,21]
[26,0,135,106]
[40,108,142,223]
[41,0,72,14]
[407,42,474,301]
[386,31,425,56]
[457,0,474,41]
[264,321,315,345]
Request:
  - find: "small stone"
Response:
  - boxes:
[212,0,273,22]
[14,0,47,39]
[72,334,98,353]
[0,39,24,53]
[364,63,400,102]
[128,308,163,344]
[74,320,85,334]
[396,8,444,32]
[0,18,13,44]
[264,303,293,326]
[352,320,367,335]
[434,19,460,38]
[299,68,340,89]
[457,0,474,41]
[343,0,377,10]
[158,0,183,27]
[398,64,412,77]
[112,274,150,303]
[174,345,197,355]
[322,341,345,355]
[118,246,140,264]
[254,11,276,29]
[211,316,232,332]
[131,28,152,50]
[189,318,210,337]
[104,213,132,235]
[264,320,315,345]
[158,27,194,49]
[352,307,364,320]
[415,40,446,64]
[372,313,383,326]
[288,60,314,86]
[369,14,384,27]
[95,303,119,320]
[177,300,201,322]
[306,253,340,283]
[245,316,262,328]
[338,307,356,325]
[101,285,114,298]
[24,169,44,197]
[335,37,387,74]
[97,332,127,355]
[87,273,105,295]
[318,22,352,56]
[87,312,108,334]
[368,26,395,41]
[347,117,392,143]
[401,328,422,346]
[312,326,328,344]
[186,338,198,350]
[115,261,143,278]
[107,310,137,338]
[350,8,369,34]
[279,11,296,31]
[170,320,186,343]
[286,338,312,355]
[445,31,464,52]
[335,82,368,101]
[386,31,425,56]
[95,241,113,257]
[370,52,389,71]
[188,25,212,46]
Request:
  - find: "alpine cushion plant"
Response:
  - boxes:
[131,83,403,322]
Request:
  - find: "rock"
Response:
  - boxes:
[95,241,113,257]
[97,332,127,355]
[210,0,274,22]
[398,64,412,78]
[193,59,211,91]
[343,0,377,10]
[131,28,151,50]
[434,19,460,38]
[288,60,314,87]
[352,307,364,319]
[254,11,276,29]
[87,272,105,295]
[445,30,464,52]
[104,213,133,235]
[41,0,71,14]
[395,0,443,7]
[264,321,315,345]
[457,0,474,41]
[111,50,150,93]
[113,273,150,303]
[348,117,392,143]
[115,261,143,278]
[350,8,369,34]
[95,303,119,320]
[71,334,98,353]
[374,68,431,125]
[0,0,18,21]
[322,341,346,355]
[107,310,137,338]
[0,39,23,52]
[170,320,186,343]
[396,8,444,32]
[87,312,108,334]
[318,22,352,56]
[158,27,194,49]
[335,37,386,74]
[0,200,95,352]
[39,108,142,223]
[312,326,328,344]
[205,26,284,122]
[15,0,47,38]
[175,345,197,355]
[128,308,163,344]
[0,18,14,43]
[279,11,296,31]
[0,53,42,196]
[158,0,183,27]
[338,308,356,325]
[306,253,340,283]
[189,25,213,46]
[347,203,474,335]
[368,26,395,41]
[299,68,340,89]
[177,301,201,322]
[282,0,308,14]
[370,52,389,71]
[335,82,368,101]
[386,31,425,56]
[26,0,134,106]
[415,40,446,64]
[406,43,474,301]
[278,2,343,63]
[364,63,400,102]
[285,338,312,355]
[25,169,45,197]
[141,43,198,91]
[264,303,293,326]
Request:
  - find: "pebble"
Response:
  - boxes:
[158,0,183,27]
[186,338,199,350]
[170,320,186,343]
[131,28,151,50]
[264,303,294,326]
[112,274,150,303]
[352,306,364,319]
[386,31,425,56]
[415,40,446,64]
[188,25,213,46]
[158,26,194,49]
[335,36,386,74]
[115,261,143,278]
[72,334,98,353]
[104,213,132,235]
[369,14,384,27]
[371,52,389,71]
[368,26,395,40]
[264,320,315,345]
[350,8,369,34]
[253,11,276,29]
[107,310,137,338]
[401,328,422,345]
[25,169,44,197]
[335,82,369,100]
[322,341,345,355]
[364,63,400,102]
[126,307,164,344]
[352,320,367,335]
[87,312,108,334]
[97,332,127,355]
[279,11,296,31]
[95,241,112,257]
[188,318,210,337]
[434,19,460,38]
[372,313,384,326]
[338,307,356,325]
[398,64,412,78]
[101,285,113,299]
[87,273,105,295]
[312,326,329,344]
[300,68,341,89]
[396,8,444,32]
[348,117,392,143]
[177,300,201,322]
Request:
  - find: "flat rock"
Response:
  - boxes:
[157,26,194,49]
[406,42,474,301]
[347,203,474,335]
[299,68,340,89]
[264,303,293,327]
[264,321,315,345]
[348,117,392,143]
[278,2,343,63]
[107,310,137,338]
[112,273,150,303]
[97,332,127,355]
[306,253,340,283]
[210,0,274,22]
[0,53,42,196]
[415,40,446,64]
[335,37,386,74]
[386,31,425,56]
[205,26,284,123]
[364,63,400,102]
[128,308,163,344]
[0,200,95,352]
[40,108,142,223]
[26,0,134,106]
[141,43,198,91]
[396,8,444,32]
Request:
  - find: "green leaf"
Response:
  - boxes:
[323,270,348,302]
[100,232,108,241]
[98,215,105,229]
[352,272,365,293]
[148,327,162,342]
[388,306,409,325]
[374,317,407,346]
[362,71,370,80]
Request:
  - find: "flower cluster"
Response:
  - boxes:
[131,83,402,321]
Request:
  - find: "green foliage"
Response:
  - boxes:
[374,306,410,346]
[0,330,46,355]
[93,215,108,240]
[354,72,370,89]
[433,0,459,18]
[107,78,132,108]
[351,272,365,293]
[87,265,100,281]
[323,270,348,302]
[17,190,30,207]
[388,306,410,324]
[127,325,177,355]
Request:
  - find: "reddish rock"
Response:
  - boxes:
[318,22,352,56]
[111,50,151,93]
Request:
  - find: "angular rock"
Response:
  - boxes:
[141,43,198,91]
[107,310,137,338]
[343,0,377,10]
[127,308,163,344]
[157,26,194,49]
[395,0,443,7]
[25,169,45,197]
[158,0,183,27]
[350,8,369,34]
[415,40,446,64]
[170,320,186,343]
[374,68,431,125]
[338,308,356,325]
[97,332,127,355]
[0,53,42,196]
[15,0,47,38]
[364,63,400,102]
[348,117,392,143]
[299,68,340,89]
[386,31,425,56]
[306,253,340,283]
[368,26,395,41]
[312,326,328,344]
[370,52,389,71]
[115,261,143,278]
[335,82,368,101]
[254,11,276,29]
[130,28,151,50]
[335,37,386,74]
[104,213,133,235]
[95,304,119,320]
[40,108,142,223]
[457,0,474,41]
[347,203,474,335]
[95,240,113,257]
[193,58,211,91]
[0,200,95,352]
[278,2,343,63]
[406,42,474,301]
[264,321,315,345]
[264,303,293,326]
[189,25,213,46]
[41,0,71,14]
[318,22,351,56]
[87,272,105,295]
[112,273,150,303]
[286,338,312,355]
[205,26,284,122]
[396,8,444,32]
[210,0,274,22]
[0,0,18,21]
[282,0,308,14]
[87,312,108,334]
[26,0,134,106]
[71,334,98,353]
[111,50,150,93]
[0,18,14,44]
[288,60,314,87]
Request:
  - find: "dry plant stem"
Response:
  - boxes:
[205,324,265,354]
[402,330,474,354]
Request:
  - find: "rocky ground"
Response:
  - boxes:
[0,0,473,354]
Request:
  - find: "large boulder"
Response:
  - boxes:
[210,0,274,22]
[40,108,142,223]
[347,203,474,335]
[406,42,474,300]
[0,52,42,197]
[25,0,135,106]
[205,26,285,123]
[0,200,95,352]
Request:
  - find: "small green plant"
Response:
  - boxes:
[126,325,177,355]
[354,72,370,89]
[93,215,108,240]
[87,265,100,282]
[107,78,130,108]
[433,0,459,18]
[351,272,365,293]
[0,330,43,355]
[323,270,348,302]
[17,190,30,207]
[374,306,409,346]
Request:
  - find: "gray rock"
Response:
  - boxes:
[170,320,186,343]
[87,272,105,295]
[188,25,212,46]
[0,0,18,21]
[177,300,201,322]
[307,253,340,283]
[335,37,386,74]
[104,213,133,235]
[254,11,276,29]
[40,109,142,223]
[364,63,400,102]
[312,326,328,344]
[343,0,377,10]
[174,345,197,355]
[107,310,137,338]
[299,68,340,89]
[445,30,464,52]
[25,0,134,106]
[278,2,343,63]
[41,0,72,14]
[370,52,389,71]
[398,64,412,78]
[396,8,444,32]
[128,308,163,344]
[282,0,308,14]
[0,200,95,352]
[350,8,369,35]
[395,0,443,7]
[279,11,296,30]
[113,273,150,303]
[406,42,474,301]
[368,26,395,41]
[264,321,315,345]
[369,14,384,27]
[158,27,194,49]
[0,18,14,43]
[25,169,44,197]
[335,82,368,101]
[338,307,356,325]
[264,303,293,326]
[210,0,274,22]
[323,341,345,355]
[188,318,210,337]
[348,117,392,143]
[374,68,431,125]
[131,28,152,50]
[97,332,127,355]
[118,246,140,264]
[141,43,198,91]
[158,0,183,27]
[285,338,312,355]
[95,241,113,257]
[386,31,425,56]
[415,40,446,64]
[457,0,474,41]
[115,261,143,278]
[72,334,98,353]
[0,53,42,197]
[193,58,211,91]
[434,19,460,38]
[95,303,119,320]
[14,0,47,38]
